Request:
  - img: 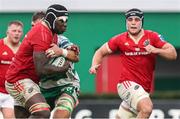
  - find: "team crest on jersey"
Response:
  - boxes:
[143,39,150,46]
[158,34,165,42]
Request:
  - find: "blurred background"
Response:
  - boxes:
[0,0,180,118]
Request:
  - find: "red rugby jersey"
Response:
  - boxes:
[0,40,15,93]
[6,23,57,84]
[108,30,166,92]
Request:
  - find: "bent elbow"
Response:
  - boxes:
[172,53,177,60]
[168,52,177,61]
[172,50,177,60]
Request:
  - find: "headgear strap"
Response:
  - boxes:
[125,8,144,19]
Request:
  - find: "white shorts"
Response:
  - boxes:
[0,92,14,108]
[5,78,41,107]
[117,81,149,113]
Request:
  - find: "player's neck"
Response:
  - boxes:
[129,29,144,44]
[3,37,20,53]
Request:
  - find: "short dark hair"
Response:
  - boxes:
[32,11,45,22]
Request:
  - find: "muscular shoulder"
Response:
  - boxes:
[112,32,127,39]
[108,32,127,51]
[109,32,127,43]
[29,24,53,43]
[144,30,160,37]
[30,23,52,39]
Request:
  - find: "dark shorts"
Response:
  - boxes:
[40,84,79,109]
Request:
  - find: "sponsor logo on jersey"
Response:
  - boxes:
[2,51,8,55]
[1,60,11,64]
[125,51,150,56]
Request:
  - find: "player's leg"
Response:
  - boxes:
[53,86,79,119]
[117,81,152,119]
[5,81,29,118]
[53,93,74,118]
[130,82,153,118]
[26,93,50,118]
[116,101,136,119]
[0,93,15,119]
[5,78,51,118]
[1,108,15,119]
[136,97,153,118]
[14,105,30,118]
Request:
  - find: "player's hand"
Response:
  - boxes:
[67,44,80,55]
[144,44,159,54]
[46,43,62,58]
[89,64,100,74]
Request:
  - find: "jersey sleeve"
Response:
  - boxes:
[151,32,167,48]
[108,35,120,52]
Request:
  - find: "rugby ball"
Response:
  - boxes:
[49,56,66,67]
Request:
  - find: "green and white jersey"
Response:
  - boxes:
[39,35,80,89]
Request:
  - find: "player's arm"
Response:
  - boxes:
[33,51,70,76]
[158,43,177,60]
[89,42,112,74]
[46,43,79,62]
[145,43,177,60]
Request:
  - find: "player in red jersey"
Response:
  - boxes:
[31,11,80,119]
[0,20,23,119]
[5,4,73,119]
[89,8,177,119]
[31,11,79,61]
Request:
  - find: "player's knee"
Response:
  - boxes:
[55,96,74,114]
[137,98,153,116]
[116,105,136,119]
[29,102,51,118]
[140,104,153,116]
